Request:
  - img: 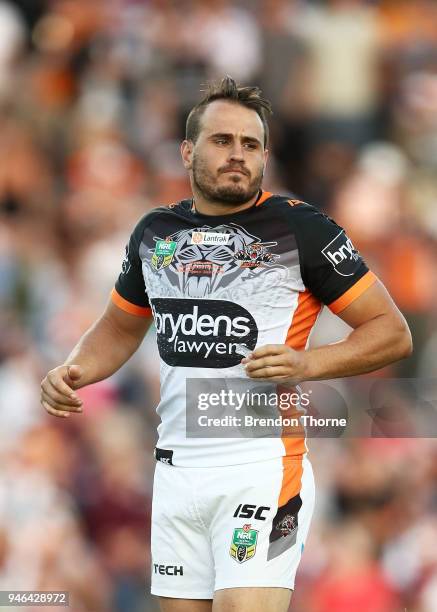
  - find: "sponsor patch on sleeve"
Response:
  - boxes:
[321,231,361,277]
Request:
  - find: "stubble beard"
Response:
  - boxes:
[192,155,263,206]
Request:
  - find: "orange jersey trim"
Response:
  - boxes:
[281,290,322,458]
[279,400,307,460]
[111,288,152,318]
[328,270,377,314]
[287,198,304,207]
[278,456,304,507]
[255,190,273,206]
[286,290,322,351]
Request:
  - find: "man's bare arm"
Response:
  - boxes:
[243,280,413,383]
[299,280,412,380]
[41,300,153,418]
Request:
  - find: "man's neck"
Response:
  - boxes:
[192,191,261,216]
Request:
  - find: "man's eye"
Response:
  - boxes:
[215,139,228,145]
[244,143,257,150]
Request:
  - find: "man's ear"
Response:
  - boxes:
[181,140,193,170]
[261,148,269,177]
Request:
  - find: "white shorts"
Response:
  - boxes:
[150,453,315,599]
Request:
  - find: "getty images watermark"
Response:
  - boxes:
[186,378,437,438]
[195,387,343,429]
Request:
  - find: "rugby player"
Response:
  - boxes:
[41,77,412,612]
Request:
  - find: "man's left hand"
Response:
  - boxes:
[242,344,308,385]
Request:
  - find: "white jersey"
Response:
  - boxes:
[112,191,376,467]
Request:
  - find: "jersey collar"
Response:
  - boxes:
[190,190,272,214]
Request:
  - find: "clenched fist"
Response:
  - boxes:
[40,365,84,418]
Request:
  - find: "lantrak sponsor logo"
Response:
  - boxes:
[151,298,258,368]
[190,231,230,245]
[321,231,360,277]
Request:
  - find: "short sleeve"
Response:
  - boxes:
[112,216,152,317]
[294,204,377,314]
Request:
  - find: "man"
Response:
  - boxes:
[41,77,412,612]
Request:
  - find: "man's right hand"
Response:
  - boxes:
[40,365,84,418]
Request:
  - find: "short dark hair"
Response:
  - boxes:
[186,76,272,148]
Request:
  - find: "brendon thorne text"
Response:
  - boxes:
[197,415,347,428]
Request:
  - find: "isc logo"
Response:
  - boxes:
[233,504,271,521]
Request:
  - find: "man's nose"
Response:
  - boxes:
[228,142,244,161]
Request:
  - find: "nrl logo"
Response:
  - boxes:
[230,524,258,564]
[151,239,177,270]
[234,242,279,269]
[275,514,297,537]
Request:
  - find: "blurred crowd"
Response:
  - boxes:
[0,0,436,610]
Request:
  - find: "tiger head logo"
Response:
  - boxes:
[275,514,297,537]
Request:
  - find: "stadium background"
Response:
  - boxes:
[0,0,436,610]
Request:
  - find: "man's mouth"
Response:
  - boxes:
[221,168,249,176]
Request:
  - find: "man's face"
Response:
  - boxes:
[182,100,268,205]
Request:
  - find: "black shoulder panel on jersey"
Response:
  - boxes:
[114,201,194,307]
[114,207,169,307]
[274,197,370,306]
